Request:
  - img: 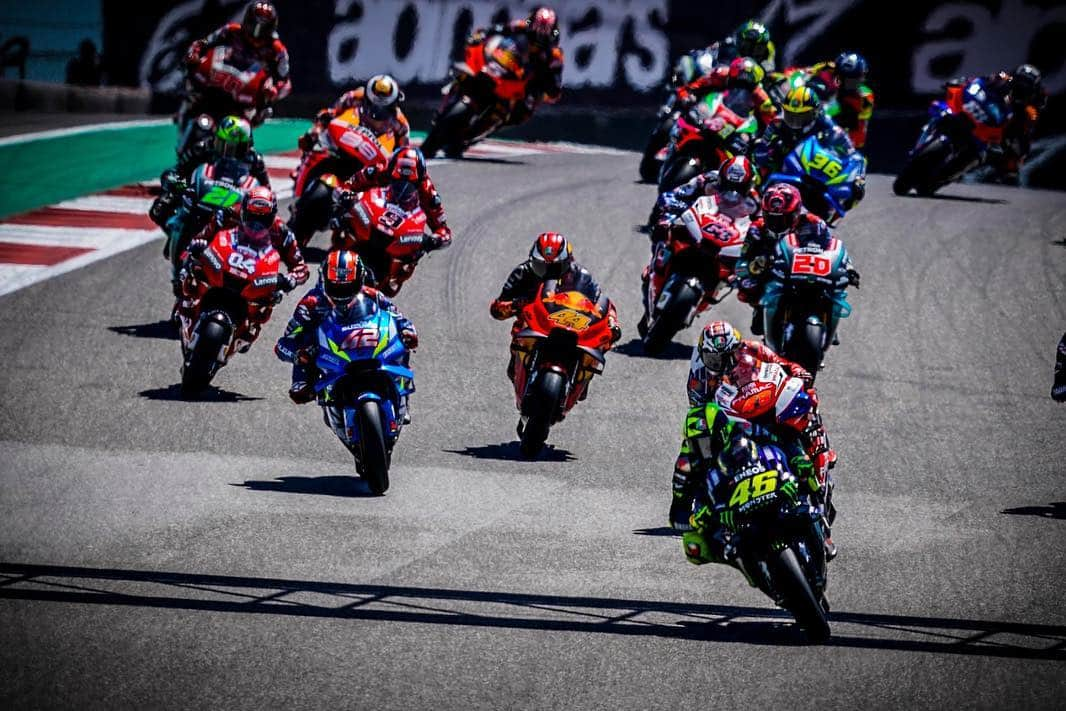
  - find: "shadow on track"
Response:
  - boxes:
[140,385,262,403]
[444,442,575,462]
[1001,502,1066,520]
[108,321,179,340]
[895,192,1008,205]
[632,527,681,538]
[436,155,527,166]
[232,475,375,497]
[612,337,691,360]
[2,562,1063,659]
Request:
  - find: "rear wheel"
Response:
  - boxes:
[520,370,566,458]
[420,99,475,159]
[658,154,702,194]
[895,136,952,197]
[770,547,830,642]
[357,400,390,495]
[180,318,230,398]
[289,181,333,248]
[643,283,700,355]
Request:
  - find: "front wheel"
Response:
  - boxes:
[895,135,952,197]
[289,180,333,248]
[421,99,475,158]
[786,318,825,379]
[180,317,231,398]
[639,117,674,183]
[658,154,702,194]
[770,547,830,642]
[520,370,566,458]
[357,399,390,495]
[643,282,700,355]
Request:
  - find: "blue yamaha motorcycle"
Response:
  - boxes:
[768,133,867,225]
[312,293,414,495]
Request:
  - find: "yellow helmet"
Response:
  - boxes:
[782,85,820,131]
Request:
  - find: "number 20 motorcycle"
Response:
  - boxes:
[307,292,414,495]
[511,284,614,457]
[761,234,854,380]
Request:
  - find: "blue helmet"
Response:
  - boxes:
[834,52,868,91]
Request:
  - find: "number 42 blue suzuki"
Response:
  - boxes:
[311,292,414,495]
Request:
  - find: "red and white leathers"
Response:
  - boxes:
[185,23,292,107]
[649,171,761,245]
[338,162,451,242]
[299,87,412,153]
[688,343,834,475]
[189,216,308,283]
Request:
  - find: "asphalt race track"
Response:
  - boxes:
[1,138,1065,708]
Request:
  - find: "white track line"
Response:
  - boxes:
[54,195,156,214]
[0,119,171,147]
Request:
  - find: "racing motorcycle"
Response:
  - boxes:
[658,88,760,193]
[766,134,867,225]
[639,46,719,183]
[893,76,1011,197]
[289,107,394,248]
[161,162,261,281]
[307,292,414,495]
[511,283,614,457]
[178,45,275,157]
[684,435,830,641]
[332,187,431,297]
[639,195,748,354]
[178,231,292,397]
[419,33,531,158]
[761,235,854,379]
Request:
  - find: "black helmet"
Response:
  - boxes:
[1010,64,1042,105]
[717,435,759,475]
[734,20,772,65]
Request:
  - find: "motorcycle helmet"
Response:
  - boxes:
[728,56,764,90]
[239,186,276,248]
[717,435,760,475]
[321,249,367,309]
[527,7,560,49]
[761,183,804,234]
[717,156,755,201]
[782,85,820,132]
[794,214,833,250]
[213,115,253,160]
[242,2,278,47]
[362,74,404,127]
[529,232,573,279]
[834,52,868,92]
[698,320,743,372]
[734,20,772,65]
[385,146,426,211]
[1010,64,1043,106]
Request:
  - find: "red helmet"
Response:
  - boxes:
[717,156,755,199]
[527,7,560,48]
[242,2,278,47]
[321,249,367,309]
[761,183,803,234]
[727,56,764,90]
[239,186,277,247]
[529,231,572,278]
[385,146,426,211]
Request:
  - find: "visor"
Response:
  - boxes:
[325,280,360,306]
[701,350,736,372]
[840,76,862,92]
[784,109,815,131]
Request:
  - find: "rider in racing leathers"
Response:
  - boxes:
[673,56,778,131]
[490,232,622,382]
[274,250,418,410]
[709,19,777,75]
[297,74,411,154]
[648,155,761,248]
[671,322,835,540]
[181,2,292,125]
[466,6,565,125]
[331,146,452,256]
[781,52,876,150]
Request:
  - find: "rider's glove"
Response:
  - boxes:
[790,365,814,387]
[279,273,300,293]
[314,109,334,127]
[295,347,315,366]
[400,328,419,350]
[187,238,209,257]
[297,130,317,153]
[608,315,622,344]
[675,88,696,107]
[846,268,861,289]
[490,299,515,320]
[184,41,204,67]
[423,227,453,252]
